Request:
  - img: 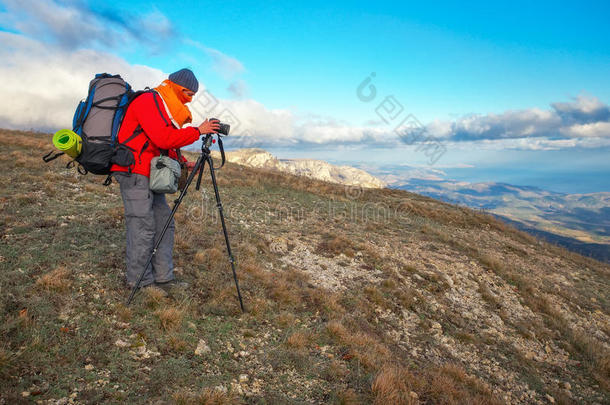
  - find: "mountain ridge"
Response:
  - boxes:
[394,178,610,262]
[211,147,386,189]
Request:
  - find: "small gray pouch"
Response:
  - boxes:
[149,155,181,194]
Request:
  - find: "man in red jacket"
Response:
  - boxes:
[112,68,219,292]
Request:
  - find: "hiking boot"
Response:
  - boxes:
[155,279,189,293]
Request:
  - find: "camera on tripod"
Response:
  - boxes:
[210,118,230,136]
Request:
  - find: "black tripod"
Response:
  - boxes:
[126,133,245,312]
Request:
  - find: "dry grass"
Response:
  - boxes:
[569,330,610,390]
[194,247,226,273]
[115,304,132,322]
[396,287,417,310]
[371,365,419,405]
[269,279,301,306]
[597,354,610,391]
[317,233,357,257]
[173,388,242,405]
[154,306,185,331]
[334,388,360,405]
[363,286,387,308]
[305,289,346,319]
[325,320,391,370]
[242,258,307,309]
[144,286,168,309]
[454,331,478,345]
[285,330,311,350]
[371,363,502,405]
[323,359,350,382]
[427,364,500,405]
[478,282,501,310]
[245,297,271,319]
[0,346,13,380]
[167,335,188,353]
[36,266,72,292]
[275,311,296,328]
[327,320,349,339]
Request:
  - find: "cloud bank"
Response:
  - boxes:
[419,95,610,148]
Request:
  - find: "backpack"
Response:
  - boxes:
[43,73,143,184]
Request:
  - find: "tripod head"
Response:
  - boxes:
[196,133,227,190]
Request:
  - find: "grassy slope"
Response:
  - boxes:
[1,130,608,404]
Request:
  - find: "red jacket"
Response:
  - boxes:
[110,91,200,177]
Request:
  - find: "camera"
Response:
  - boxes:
[210,118,230,136]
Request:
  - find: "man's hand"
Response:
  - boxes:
[198,119,220,135]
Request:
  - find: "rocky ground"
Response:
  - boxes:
[1,130,608,404]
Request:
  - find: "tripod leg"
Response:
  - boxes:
[205,154,245,312]
[126,154,207,305]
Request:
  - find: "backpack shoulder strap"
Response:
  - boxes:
[150,91,171,127]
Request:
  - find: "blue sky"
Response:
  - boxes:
[0,0,609,192]
[114,0,610,122]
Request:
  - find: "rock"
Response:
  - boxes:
[545,394,555,403]
[114,339,130,348]
[133,346,160,360]
[409,391,419,400]
[30,381,49,396]
[563,382,571,390]
[239,374,249,383]
[21,391,30,397]
[194,339,211,356]
[269,237,288,254]
[84,364,94,371]
[444,277,454,288]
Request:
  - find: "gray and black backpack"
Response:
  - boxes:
[44,73,146,184]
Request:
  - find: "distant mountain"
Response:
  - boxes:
[393,179,610,262]
[215,148,386,189]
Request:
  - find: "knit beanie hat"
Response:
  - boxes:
[168,68,199,93]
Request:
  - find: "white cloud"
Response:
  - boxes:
[185,39,245,79]
[560,122,610,138]
[0,32,165,131]
[0,0,176,51]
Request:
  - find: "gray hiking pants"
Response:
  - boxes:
[114,172,175,287]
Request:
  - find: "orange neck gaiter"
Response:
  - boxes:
[154,79,193,128]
